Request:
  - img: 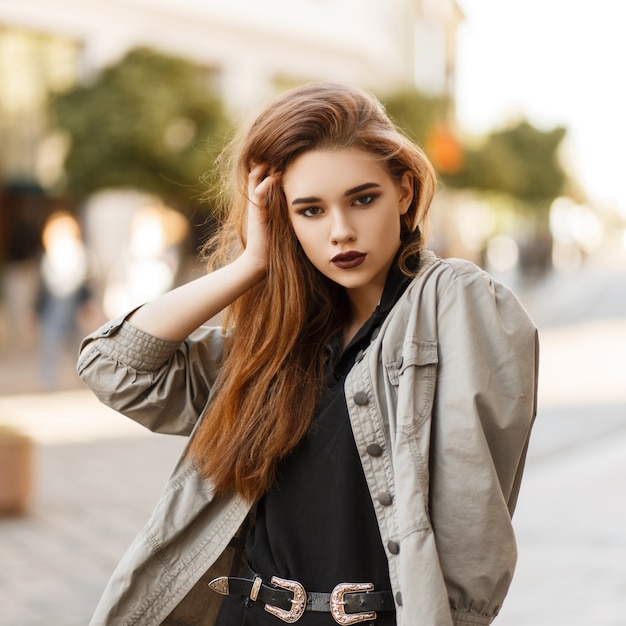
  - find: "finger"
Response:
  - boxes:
[249,168,280,204]
[256,171,281,195]
[248,163,268,188]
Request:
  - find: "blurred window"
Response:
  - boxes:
[0,27,79,182]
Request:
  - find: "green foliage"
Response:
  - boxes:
[381,89,450,144]
[53,47,229,210]
[445,121,568,220]
[381,88,568,226]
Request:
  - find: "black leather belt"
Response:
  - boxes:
[209,567,395,624]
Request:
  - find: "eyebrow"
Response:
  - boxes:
[290,182,382,206]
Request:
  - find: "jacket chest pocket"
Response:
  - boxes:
[385,338,438,429]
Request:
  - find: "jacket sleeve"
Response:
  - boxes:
[76,312,227,436]
[430,260,539,623]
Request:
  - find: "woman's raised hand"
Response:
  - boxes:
[124,165,281,341]
[243,164,280,274]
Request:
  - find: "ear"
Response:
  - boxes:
[397,171,414,216]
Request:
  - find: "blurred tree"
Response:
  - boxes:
[382,89,450,146]
[383,89,567,221]
[383,88,570,275]
[53,47,229,212]
[446,122,569,276]
[383,89,464,176]
[445,121,568,226]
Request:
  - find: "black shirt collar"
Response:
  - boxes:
[328,246,420,380]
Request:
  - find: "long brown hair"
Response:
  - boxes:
[188,82,437,501]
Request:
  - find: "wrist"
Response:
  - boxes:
[234,250,267,285]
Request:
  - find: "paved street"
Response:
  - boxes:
[0,258,625,625]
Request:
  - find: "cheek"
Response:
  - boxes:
[293,231,315,258]
[284,210,306,246]
[371,207,400,233]
[287,219,302,247]
[291,226,324,267]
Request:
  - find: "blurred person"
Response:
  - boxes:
[0,183,46,346]
[102,203,188,319]
[37,210,91,390]
[78,83,538,626]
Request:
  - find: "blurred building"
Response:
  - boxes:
[0,0,463,184]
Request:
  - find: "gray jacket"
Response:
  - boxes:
[78,251,539,626]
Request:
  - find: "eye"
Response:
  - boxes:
[298,206,323,218]
[353,194,376,206]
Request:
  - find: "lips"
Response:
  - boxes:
[331,251,367,269]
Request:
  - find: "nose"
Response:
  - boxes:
[329,208,356,245]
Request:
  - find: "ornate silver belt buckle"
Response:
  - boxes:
[330,582,376,625]
[264,576,307,623]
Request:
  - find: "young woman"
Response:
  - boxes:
[78,82,538,626]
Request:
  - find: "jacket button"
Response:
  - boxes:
[371,326,381,341]
[387,540,400,555]
[377,492,393,506]
[366,443,383,457]
[396,355,404,369]
[355,349,364,363]
[395,592,403,606]
[353,391,368,406]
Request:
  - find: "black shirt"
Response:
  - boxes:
[216,258,414,625]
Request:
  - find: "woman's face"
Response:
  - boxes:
[282,148,413,312]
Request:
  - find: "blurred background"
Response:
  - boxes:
[0,0,624,624]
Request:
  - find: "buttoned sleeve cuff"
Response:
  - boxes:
[78,311,180,373]
[452,610,494,625]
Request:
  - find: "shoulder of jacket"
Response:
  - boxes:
[415,250,487,285]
